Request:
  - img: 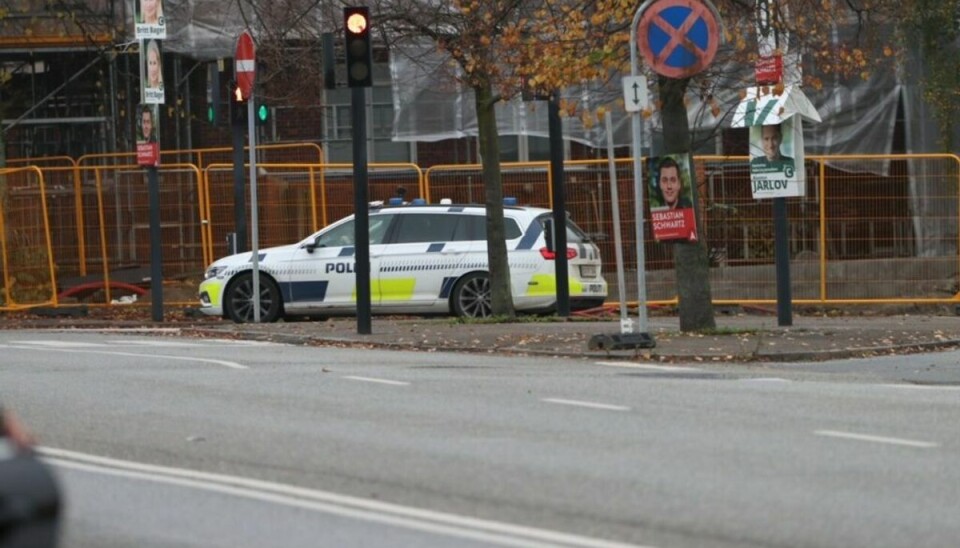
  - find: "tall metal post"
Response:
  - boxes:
[548,92,570,317]
[630,4,653,338]
[352,86,371,334]
[248,93,261,323]
[148,166,163,322]
[232,117,247,253]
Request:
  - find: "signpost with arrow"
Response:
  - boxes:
[622,75,648,113]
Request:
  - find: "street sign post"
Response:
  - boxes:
[235,30,262,322]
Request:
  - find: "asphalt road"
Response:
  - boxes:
[2,328,958,548]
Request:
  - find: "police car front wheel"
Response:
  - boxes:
[452,273,492,318]
[224,273,282,323]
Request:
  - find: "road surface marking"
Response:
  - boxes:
[878,384,960,391]
[5,345,247,370]
[594,361,702,372]
[10,340,107,347]
[343,375,410,386]
[41,447,651,548]
[542,398,631,412]
[814,430,939,448]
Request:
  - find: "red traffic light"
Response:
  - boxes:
[345,12,368,34]
[343,7,372,88]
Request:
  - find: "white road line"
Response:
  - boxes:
[5,345,247,370]
[542,398,631,412]
[10,340,107,347]
[40,447,650,548]
[814,430,939,449]
[878,384,960,391]
[594,361,702,372]
[343,375,410,386]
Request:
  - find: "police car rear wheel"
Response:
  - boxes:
[224,273,282,323]
[452,273,492,318]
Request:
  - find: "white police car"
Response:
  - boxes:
[199,201,607,322]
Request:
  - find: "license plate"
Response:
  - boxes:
[583,283,604,294]
[580,265,598,278]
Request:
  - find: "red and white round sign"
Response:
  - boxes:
[235,31,256,101]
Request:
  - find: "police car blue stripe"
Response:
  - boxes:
[439,276,457,298]
[339,247,355,257]
[427,243,445,252]
[288,280,329,302]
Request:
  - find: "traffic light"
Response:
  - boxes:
[206,61,221,125]
[255,101,270,126]
[322,32,336,90]
[343,7,372,88]
[229,80,248,127]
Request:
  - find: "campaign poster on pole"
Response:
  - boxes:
[141,38,165,104]
[648,153,698,242]
[136,103,160,166]
[748,117,806,198]
[135,0,166,39]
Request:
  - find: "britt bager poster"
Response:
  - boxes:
[649,153,698,242]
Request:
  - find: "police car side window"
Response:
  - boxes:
[315,214,394,247]
[395,214,459,244]
[461,216,522,240]
[316,222,355,247]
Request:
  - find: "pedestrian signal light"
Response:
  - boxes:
[228,80,248,127]
[206,61,221,126]
[256,102,270,126]
[343,7,372,88]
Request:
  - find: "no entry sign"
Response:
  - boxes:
[235,31,256,101]
[637,0,719,79]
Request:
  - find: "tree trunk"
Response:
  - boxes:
[659,76,715,331]
[474,80,515,318]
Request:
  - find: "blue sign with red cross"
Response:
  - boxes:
[637,0,719,79]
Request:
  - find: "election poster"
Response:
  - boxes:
[136,103,160,166]
[648,153,698,242]
[135,0,166,39]
[748,117,806,198]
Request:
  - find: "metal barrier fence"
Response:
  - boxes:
[0,166,57,309]
[2,152,957,311]
[200,163,424,262]
[76,142,323,168]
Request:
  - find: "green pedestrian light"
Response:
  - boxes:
[256,103,269,124]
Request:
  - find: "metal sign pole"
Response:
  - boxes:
[603,111,631,333]
[631,4,653,342]
[248,92,260,323]
[587,4,656,351]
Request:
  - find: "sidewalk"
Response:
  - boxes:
[178,310,960,362]
[6,306,960,362]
